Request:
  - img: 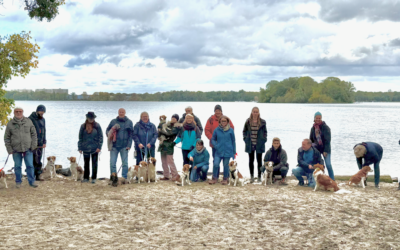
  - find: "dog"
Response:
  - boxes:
[68,157,84,181]
[228,160,244,186]
[148,157,157,183]
[137,161,148,184]
[158,115,171,145]
[127,165,139,184]
[348,165,372,188]
[0,169,7,189]
[40,156,57,179]
[262,161,274,186]
[313,163,339,192]
[178,164,191,186]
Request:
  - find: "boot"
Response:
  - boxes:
[280,177,288,185]
[111,174,118,187]
[221,178,228,185]
[250,176,255,183]
[208,177,218,185]
[257,174,262,183]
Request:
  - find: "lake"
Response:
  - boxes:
[1,101,399,179]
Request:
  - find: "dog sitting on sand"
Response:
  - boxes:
[40,156,57,180]
[228,160,244,186]
[262,161,274,186]
[313,164,339,192]
[177,164,191,186]
[348,165,373,188]
[68,157,84,181]
[0,169,7,189]
[148,157,157,183]
[138,161,148,184]
[127,166,138,184]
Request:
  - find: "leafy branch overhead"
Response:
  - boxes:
[24,0,66,22]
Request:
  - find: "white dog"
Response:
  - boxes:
[178,164,191,186]
[127,166,138,184]
[262,161,274,186]
[68,157,84,181]
[228,160,244,186]
[40,156,57,180]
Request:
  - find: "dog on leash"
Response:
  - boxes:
[0,169,7,189]
[40,156,57,180]
[148,157,157,183]
[127,166,139,184]
[262,161,274,186]
[68,157,84,181]
[313,163,339,192]
[138,161,148,184]
[348,165,373,188]
[228,160,244,186]
[178,164,191,186]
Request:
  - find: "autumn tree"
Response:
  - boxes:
[1,0,65,21]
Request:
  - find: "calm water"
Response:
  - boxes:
[1,101,399,179]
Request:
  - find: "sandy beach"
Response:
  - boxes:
[0,176,399,250]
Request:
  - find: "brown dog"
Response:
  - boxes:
[148,157,157,183]
[313,164,339,192]
[138,161,148,183]
[348,166,372,188]
[0,169,7,188]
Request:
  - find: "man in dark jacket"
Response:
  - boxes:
[292,139,323,187]
[28,105,47,181]
[262,137,289,185]
[354,142,383,189]
[105,108,133,185]
[178,106,203,136]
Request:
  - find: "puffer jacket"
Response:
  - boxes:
[4,117,37,154]
[211,126,236,158]
[78,122,103,153]
[105,116,134,149]
[205,114,234,147]
[28,112,46,146]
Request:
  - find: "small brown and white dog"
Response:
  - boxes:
[40,156,57,179]
[127,165,139,184]
[148,157,157,183]
[348,165,373,188]
[262,161,274,186]
[0,169,7,188]
[137,161,148,184]
[178,164,191,186]
[158,115,170,145]
[313,164,339,192]
[228,160,244,186]
[68,157,84,181]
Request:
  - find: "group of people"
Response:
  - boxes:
[3,104,394,190]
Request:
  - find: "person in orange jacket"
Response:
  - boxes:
[205,105,234,159]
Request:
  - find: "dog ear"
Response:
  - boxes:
[47,157,51,161]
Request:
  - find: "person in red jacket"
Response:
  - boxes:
[205,105,234,159]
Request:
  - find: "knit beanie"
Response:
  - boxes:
[172,114,179,121]
[36,105,46,113]
[214,104,222,112]
[314,111,322,118]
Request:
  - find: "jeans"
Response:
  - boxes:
[190,165,209,182]
[83,152,98,180]
[292,166,315,187]
[212,147,216,159]
[213,156,230,179]
[249,150,262,178]
[13,150,35,185]
[32,148,43,178]
[358,161,380,185]
[135,146,155,165]
[261,165,289,178]
[110,147,129,178]
[323,153,335,180]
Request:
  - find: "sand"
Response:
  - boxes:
[0,176,400,250]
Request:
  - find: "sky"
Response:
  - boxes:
[1,0,400,94]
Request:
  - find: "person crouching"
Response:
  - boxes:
[188,140,210,182]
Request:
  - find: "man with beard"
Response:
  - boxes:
[29,105,47,181]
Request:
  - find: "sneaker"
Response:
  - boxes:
[16,183,21,189]
[297,181,304,187]
[111,174,118,187]
[280,178,288,185]
[81,179,89,183]
[208,178,217,185]
[375,184,380,189]
[250,177,255,183]
[160,177,170,181]
[221,179,228,185]
[91,179,96,184]
[257,176,261,183]
[30,183,38,188]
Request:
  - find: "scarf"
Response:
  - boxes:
[86,120,94,134]
[139,120,152,132]
[183,122,196,131]
[107,123,120,151]
[313,121,323,146]
[270,145,282,165]
[219,124,230,131]
[196,146,205,154]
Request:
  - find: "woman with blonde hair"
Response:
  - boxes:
[133,111,158,164]
[242,107,267,183]
[174,114,201,166]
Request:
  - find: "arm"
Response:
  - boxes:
[196,150,210,168]
[174,130,183,144]
[309,127,314,143]
[356,157,363,169]
[263,122,267,142]
[297,151,309,169]
[211,129,217,148]
[78,125,84,151]
[30,122,38,150]
[264,150,271,162]
[205,118,213,140]
[323,125,331,153]
[43,119,47,145]
[149,124,158,145]
[242,121,247,141]
[188,148,196,159]
[127,121,134,148]
[231,130,236,156]
[4,124,12,154]
[97,124,103,150]
[132,123,141,146]
[196,117,203,135]
[105,120,113,136]
[274,150,288,170]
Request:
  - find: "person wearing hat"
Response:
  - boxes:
[78,112,103,183]
[28,104,47,181]
[4,107,38,188]
[158,114,180,181]
[205,104,235,159]
[353,142,383,189]
[178,106,203,136]
[309,111,335,180]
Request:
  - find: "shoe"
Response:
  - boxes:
[91,179,96,184]
[250,176,254,183]
[375,184,380,189]
[280,178,288,185]
[257,175,262,183]
[111,174,118,187]
[16,183,21,189]
[221,178,228,185]
[208,178,217,185]
[30,183,38,188]
[81,179,89,183]
[160,177,170,181]
[297,181,304,187]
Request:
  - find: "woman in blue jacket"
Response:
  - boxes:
[209,116,236,185]
[188,140,210,182]
[133,112,158,164]
[174,114,201,166]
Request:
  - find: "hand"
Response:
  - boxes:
[189,157,194,162]
[42,144,46,149]
[308,165,313,169]
[147,144,151,149]
[173,142,177,146]
[139,144,144,149]
[79,150,82,154]
[323,152,327,157]
[158,129,161,132]
[194,166,197,170]
[96,149,101,153]
[126,147,130,151]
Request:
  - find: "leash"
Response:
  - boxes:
[0,154,11,173]
[77,153,82,166]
